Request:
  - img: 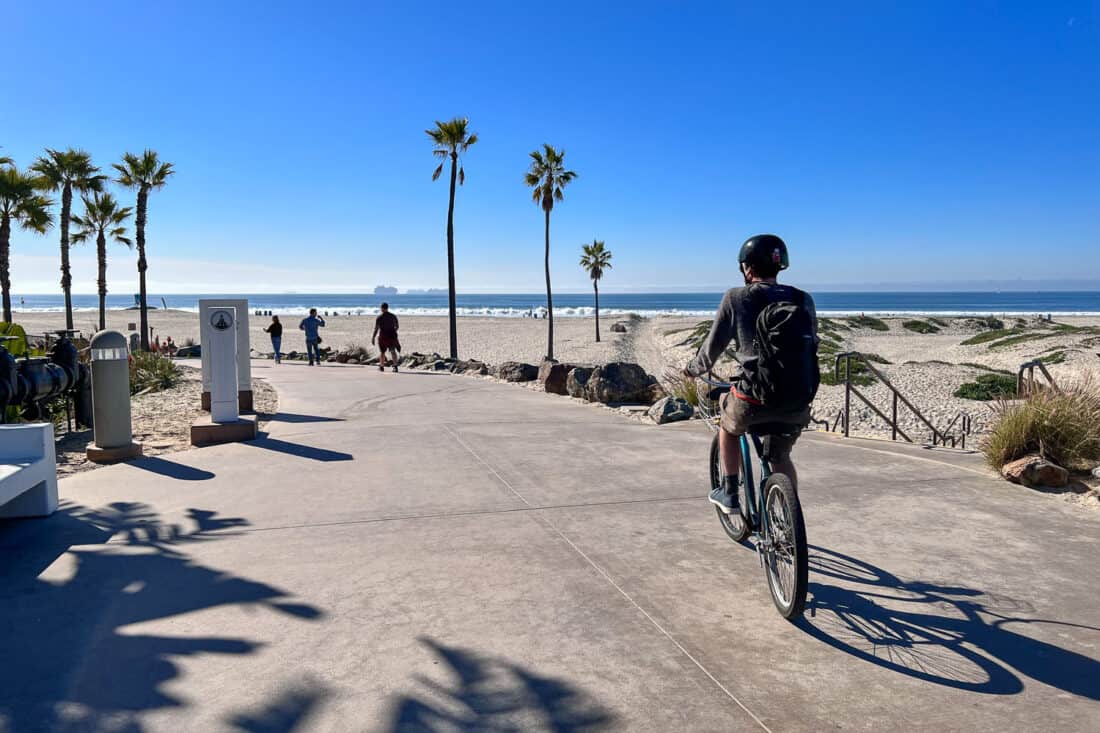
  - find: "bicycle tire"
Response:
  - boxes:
[711,433,749,542]
[762,473,808,620]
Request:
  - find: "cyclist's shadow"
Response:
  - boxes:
[797,546,1100,699]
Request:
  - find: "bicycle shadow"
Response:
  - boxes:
[797,546,1100,698]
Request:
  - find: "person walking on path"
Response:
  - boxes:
[264,315,283,364]
[299,308,326,366]
[372,302,401,372]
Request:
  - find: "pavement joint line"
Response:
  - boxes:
[440,422,773,732]
[95,494,707,542]
[805,436,993,479]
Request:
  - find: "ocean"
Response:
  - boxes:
[10,291,1100,317]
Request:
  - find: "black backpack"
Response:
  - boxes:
[742,288,819,410]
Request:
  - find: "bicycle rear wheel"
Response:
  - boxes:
[762,473,808,619]
[711,433,749,542]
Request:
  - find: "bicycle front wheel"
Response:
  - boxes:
[762,473,808,620]
[711,433,749,542]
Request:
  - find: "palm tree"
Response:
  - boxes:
[427,118,478,360]
[579,240,612,342]
[31,149,105,329]
[113,150,175,351]
[0,167,54,322]
[524,144,576,360]
[71,192,132,330]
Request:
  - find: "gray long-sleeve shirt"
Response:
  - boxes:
[687,282,817,379]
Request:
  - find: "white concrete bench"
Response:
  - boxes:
[0,423,59,518]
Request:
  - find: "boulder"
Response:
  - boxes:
[1092,466,1100,480]
[585,362,653,404]
[498,361,539,382]
[610,321,629,333]
[1001,455,1069,488]
[347,357,360,365]
[452,359,489,375]
[566,367,593,398]
[539,360,579,395]
[648,396,694,425]
[646,382,669,404]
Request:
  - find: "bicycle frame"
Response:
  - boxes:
[696,372,773,543]
[739,433,766,528]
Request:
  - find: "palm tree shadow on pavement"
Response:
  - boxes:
[227,678,331,733]
[798,545,1100,699]
[382,637,616,732]
[0,500,324,732]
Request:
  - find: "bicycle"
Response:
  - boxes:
[696,373,809,620]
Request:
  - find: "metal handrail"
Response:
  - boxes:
[833,351,971,448]
[1017,359,1060,397]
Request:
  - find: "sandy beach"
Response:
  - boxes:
[11,308,1100,440]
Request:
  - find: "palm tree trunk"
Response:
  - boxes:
[0,214,11,323]
[594,280,600,343]
[446,153,458,360]
[60,183,74,330]
[96,230,107,331]
[544,208,553,360]
[136,186,149,350]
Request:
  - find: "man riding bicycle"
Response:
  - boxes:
[683,234,819,514]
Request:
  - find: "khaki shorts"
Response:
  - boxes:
[720,393,810,462]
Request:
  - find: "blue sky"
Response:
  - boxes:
[3,1,1098,294]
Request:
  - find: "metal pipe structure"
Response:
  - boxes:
[0,331,93,427]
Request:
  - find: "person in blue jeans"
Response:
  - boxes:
[263,315,283,364]
[299,308,326,366]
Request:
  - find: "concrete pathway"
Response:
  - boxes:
[2,361,1098,732]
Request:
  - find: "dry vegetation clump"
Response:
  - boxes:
[982,376,1100,472]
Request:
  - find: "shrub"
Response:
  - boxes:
[661,370,702,407]
[982,379,1100,471]
[847,315,889,331]
[960,362,1013,375]
[820,358,875,387]
[903,320,940,334]
[1039,350,1067,365]
[929,317,949,327]
[966,316,1005,331]
[130,352,182,395]
[954,373,1018,401]
[960,328,1021,346]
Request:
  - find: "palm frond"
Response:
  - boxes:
[432,163,444,181]
[458,166,464,185]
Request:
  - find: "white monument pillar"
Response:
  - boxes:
[207,306,239,423]
[198,297,252,412]
[191,300,257,446]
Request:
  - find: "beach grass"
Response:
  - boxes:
[903,319,941,334]
[960,328,1022,346]
[982,379,1100,471]
[954,373,1018,401]
[847,315,889,331]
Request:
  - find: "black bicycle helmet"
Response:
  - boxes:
[738,234,789,271]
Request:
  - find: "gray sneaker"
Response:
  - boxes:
[708,487,738,514]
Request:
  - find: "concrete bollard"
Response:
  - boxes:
[86,330,143,463]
